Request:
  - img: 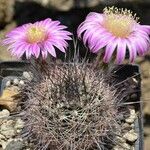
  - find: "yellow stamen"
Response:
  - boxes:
[103,6,139,38]
[26,26,47,43]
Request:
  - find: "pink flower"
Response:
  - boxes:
[3,18,72,59]
[77,7,150,64]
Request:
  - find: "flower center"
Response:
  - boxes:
[103,7,138,38]
[26,26,47,43]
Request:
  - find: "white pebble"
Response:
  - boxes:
[19,80,24,85]
[115,136,126,143]
[131,123,135,128]
[0,109,10,119]
[0,133,6,140]
[0,140,7,149]
[113,143,130,150]
[23,71,33,81]
[16,129,22,133]
[125,108,136,124]
[123,130,138,142]
[13,78,19,85]
[15,118,24,129]
[0,128,16,139]
[0,120,16,138]
[6,80,11,87]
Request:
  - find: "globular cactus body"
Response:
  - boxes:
[20,62,124,150]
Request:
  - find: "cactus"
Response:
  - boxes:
[19,62,125,150]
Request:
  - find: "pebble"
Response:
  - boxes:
[113,143,131,150]
[131,123,135,128]
[0,120,16,138]
[13,78,19,85]
[0,140,7,149]
[0,128,16,139]
[5,139,24,150]
[125,108,136,124]
[123,129,138,142]
[19,80,24,86]
[115,136,126,143]
[0,109,10,119]
[5,81,11,87]
[0,88,19,112]
[0,133,6,140]
[23,71,33,81]
[122,123,132,131]
[14,118,24,129]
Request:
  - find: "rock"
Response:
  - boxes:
[113,143,131,150]
[131,123,135,128]
[23,71,33,81]
[0,140,7,149]
[1,128,16,139]
[13,79,19,85]
[131,147,135,150]
[122,123,132,132]
[5,81,11,87]
[19,80,25,86]
[14,118,24,129]
[0,109,10,119]
[0,0,15,25]
[123,130,138,142]
[5,139,24,150]
[0,120,16,138]
[125,108,136,124]
[0,133,6,140]
[115,136,126,143]
[0,87,20,112]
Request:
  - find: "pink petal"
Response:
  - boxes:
[25,45,32,59]
[92,35,115,53]
[103,39,118,63]
[49,39,66,53]
[126,40,137,63]
[116,39,126,64]
[31,44,40,58]
[86,12,104,23]
[41,50,48,59]
[11,43,26,58]
[140,25,150,34]
[44,42,56,57]
[77,22,98,38]
[134,38,148,56]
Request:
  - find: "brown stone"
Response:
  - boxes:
[0,87,20,112]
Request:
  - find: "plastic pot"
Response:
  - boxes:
[0,61,143,150]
